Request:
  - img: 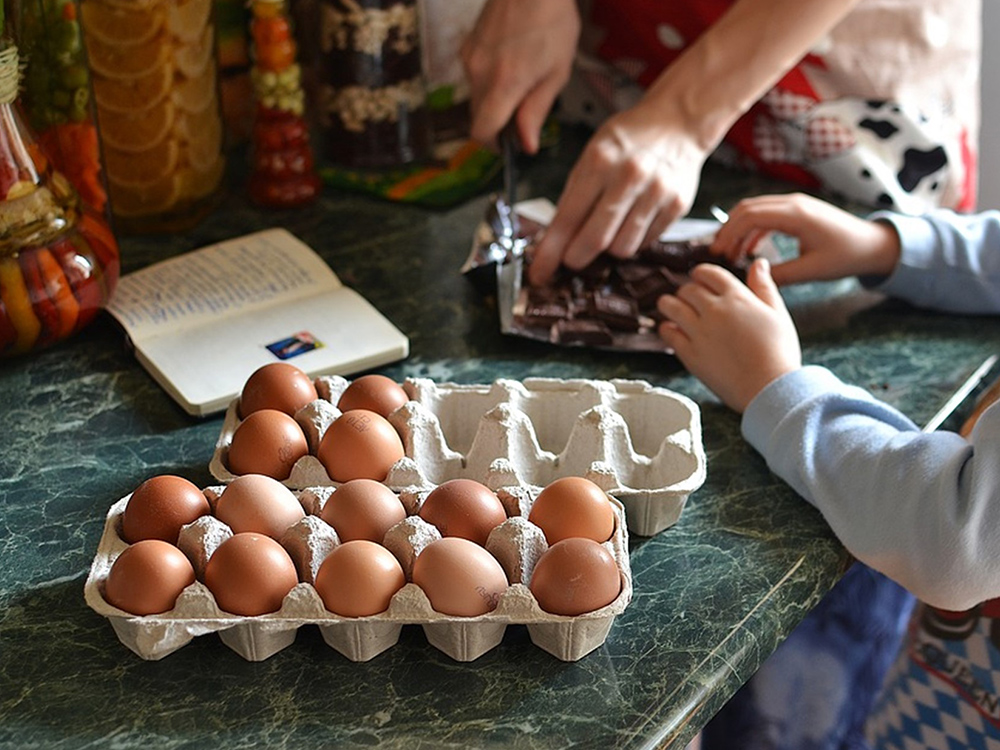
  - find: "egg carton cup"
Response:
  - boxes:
[84,470,632,663]
[210,376,706,536]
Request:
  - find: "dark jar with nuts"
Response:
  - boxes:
[312,0,431,169]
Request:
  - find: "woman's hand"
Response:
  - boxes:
[657,258,802,413]
[460,0,580,153]
[711,193,901,285]
[527,104,708,286]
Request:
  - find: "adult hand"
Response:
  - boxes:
[527,104,707,286]
[657,258,801,413]
[460,0,580,153]
[711,193,901,286]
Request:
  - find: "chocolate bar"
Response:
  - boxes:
[510,237,747,352]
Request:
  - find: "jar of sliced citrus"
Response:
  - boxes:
[79,0,226,233]
[0,41,120,357]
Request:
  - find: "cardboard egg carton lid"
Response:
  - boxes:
[84,472,632,663]
[210,377,706,537]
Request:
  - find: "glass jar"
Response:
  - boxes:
[0,42,120,357]
[247,0,320,207]
[78,0,226,233]
[7,0,110,215]
[312,0,431,169]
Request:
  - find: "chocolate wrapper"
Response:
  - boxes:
[467,198,772,353]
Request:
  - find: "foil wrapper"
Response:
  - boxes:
[465,198,764,353]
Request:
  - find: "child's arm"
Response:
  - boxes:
[658,256,1000,608]
[713,193,1000,314]
[869,209,1000,314]
[660,197,1000,609]
[711,193,900,286]
[742,364,1000,611]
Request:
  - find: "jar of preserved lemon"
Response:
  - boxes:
[78,0,226,233]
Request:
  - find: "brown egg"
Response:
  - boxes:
[314,540,406,617]
[227,408,309,480]
[418,478,507,545]
[529,538,621,616]
[215,473,306,539]
[528,476,616,544]
[104,539,196,616]
[121,474,211,544]
[337,374,409,418]
[412,537,508,616]
[320,478,407,543]
[239,362,318,418]
[317,409,405,482]
[204,532,299,616]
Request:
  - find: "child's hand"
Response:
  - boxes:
[710,193,901,286]
[658,258,801,413]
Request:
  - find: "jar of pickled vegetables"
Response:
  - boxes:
[247,0,320,207]
[78,0,227,233]
[7,0,109,215]
[0,42,120,357]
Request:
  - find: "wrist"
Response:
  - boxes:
[639,67,738,154]
[866,220,902,277]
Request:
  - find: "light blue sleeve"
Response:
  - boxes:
[864,209,1000,313]
[742,366,1000,611]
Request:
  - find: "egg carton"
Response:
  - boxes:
[210,377,706,536]
[84,464,632,663]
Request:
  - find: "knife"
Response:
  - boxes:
[487,120,525,263]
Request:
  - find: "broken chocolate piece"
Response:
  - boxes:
[624,267,684,309]
[590,291,640,331]
[613,262,658,284]
[640,240,750,279]
[551,319,614,346]
[522,296,572,328]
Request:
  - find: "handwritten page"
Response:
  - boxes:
[108,229,339,334]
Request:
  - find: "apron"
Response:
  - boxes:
[560,0,980,214]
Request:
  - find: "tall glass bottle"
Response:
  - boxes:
[0,39,120,356]
[247,0,320,207]
[8,0,109,214]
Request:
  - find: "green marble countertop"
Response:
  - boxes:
[3,128,1000,749]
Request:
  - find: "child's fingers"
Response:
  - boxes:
[687,262,741,295]
[767,251,835,286]
[656,293,698,329]
[657,320,689,354]
[745,258,784,310]
[712,195,804,256]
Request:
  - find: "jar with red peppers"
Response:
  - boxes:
[0,41,120,357]
[8,0,109,214]
[247,0,320,207]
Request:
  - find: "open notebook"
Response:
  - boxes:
[106,228,409,416]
